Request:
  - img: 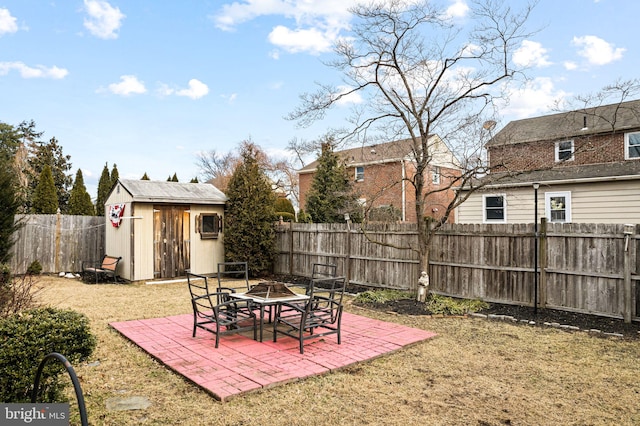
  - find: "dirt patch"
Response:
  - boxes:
[355,298,640,340]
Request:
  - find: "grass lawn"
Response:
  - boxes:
[38,276,639,425]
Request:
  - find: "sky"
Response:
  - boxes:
[1,0,638,198]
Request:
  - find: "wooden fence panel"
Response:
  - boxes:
[274,222,638,320]
[10,214,105,274]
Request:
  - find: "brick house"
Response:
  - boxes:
[456,99,640,223]
[298,136,461,223]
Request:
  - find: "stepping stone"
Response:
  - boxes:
[106,396,152,411]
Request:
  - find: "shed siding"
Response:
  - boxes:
[133,203,154,281]
[189,205,225,275]
[457,180,640,224]
[104,188,134,280]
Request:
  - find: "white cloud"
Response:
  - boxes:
[0,62,68,79]
[563,61,577,71]
[444,0,470,19]
[83,0,125,40]
[212,0,356,55]
[176,79,209,99]
[268,25,333,54]
[513,40,552,68]
[500,77,568,119]
[159,79,210,99]
[221,93,238,103]
[0,8,18,35]
[572,35,625,66]
[107,75,146,96]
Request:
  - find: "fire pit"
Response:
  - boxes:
[246,281,296,299]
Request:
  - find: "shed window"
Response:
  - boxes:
[355,166,364,182]
[198,213,222,239]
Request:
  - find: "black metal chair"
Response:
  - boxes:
[81,255,121,283]
[187,272,257,348]
[273,276,346,354]
[217,262,251,292]
[217,261,276,321]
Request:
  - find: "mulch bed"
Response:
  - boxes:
[273,275,640,340]
[355,298,640,340]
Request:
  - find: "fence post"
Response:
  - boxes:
[54,210,62,273]
[345,221,352,285]
[288,222,294,276]
[539,218,547,309]
[623,224,634,323]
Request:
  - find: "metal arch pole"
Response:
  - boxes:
[31,352,89,426]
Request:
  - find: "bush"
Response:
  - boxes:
[0,307,96,402]
[26,260,42,275]
[354,289,412,304]
[0,263,10,285]
[426,294,488,315]
[0,272,42,319]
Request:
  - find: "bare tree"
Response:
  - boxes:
[195,149,239,193]
[287,0,536,285]
[196,142,299,204]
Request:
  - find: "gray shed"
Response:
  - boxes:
[104,179,226,282]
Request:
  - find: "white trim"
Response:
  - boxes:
[483,193,507,223]
[624,131,640,160]
[555,140,574,162]
[545,191,572,223]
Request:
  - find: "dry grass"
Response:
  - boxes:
[36,276,639,426]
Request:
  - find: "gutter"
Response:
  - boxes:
[458,173,640,191]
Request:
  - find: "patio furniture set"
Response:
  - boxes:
[187,262,346,354]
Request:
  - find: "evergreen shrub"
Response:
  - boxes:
[0,307,96,402]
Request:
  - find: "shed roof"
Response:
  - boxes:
[113,179,227,205]
[488,99,640,147]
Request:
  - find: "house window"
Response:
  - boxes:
[198,213,221,239]
[625,132,640,159]
[555,140,574,162]
[483,194,506,223]
[432,166,441,185]
[355,166,364,181]
[545,192,571,223]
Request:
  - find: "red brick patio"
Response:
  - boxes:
[110,312,436,401]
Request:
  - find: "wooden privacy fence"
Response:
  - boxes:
[275,221,639,321]
[10,214,105,275]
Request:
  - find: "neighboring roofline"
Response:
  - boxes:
[460,173,640,191]
[298,135,461,174]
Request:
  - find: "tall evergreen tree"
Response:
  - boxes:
[170,173,178,182]
[190,177,198,183]
[26,136,72,213]
[305,142,358,223]
[32,165,58,214]
[224,141,276,277]
[68,169,95,215]
[95,163,111,216]
[141,172,150,180]
[110,163,119,187]
[0,154,21,263]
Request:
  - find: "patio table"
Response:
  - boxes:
[230,283,309,342]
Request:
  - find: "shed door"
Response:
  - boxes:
[153,205,190,278]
